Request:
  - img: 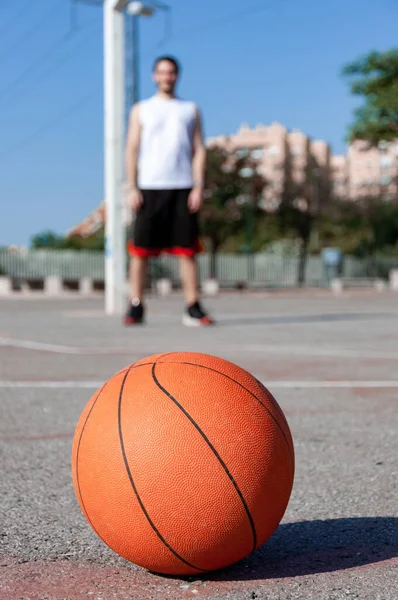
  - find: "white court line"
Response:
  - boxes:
[2,336,398,361]
[245,343,398,360]
[265,381,398,389]
[0,338,92,354]
[1,380,398,389]
[0,338,127,355]
[0,381,103,388]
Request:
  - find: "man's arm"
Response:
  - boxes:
[125,104,143,211]
[188,107,207,213]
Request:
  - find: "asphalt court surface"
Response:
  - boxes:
[0,291,397,599]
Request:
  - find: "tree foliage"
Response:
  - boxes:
[275,156,322,285]
[317,197,398,256]
[31,229,105,251]
[200,147,266,277]
[343,49,398,144]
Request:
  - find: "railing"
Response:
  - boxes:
[0,249,104,282]
[1,249,398,288]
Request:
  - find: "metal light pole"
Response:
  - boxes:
[131,14,140,104]
[109,1,171,316]
[239,160,256,283]
[104,0,126,316]
[239,161,255,251]
[74,1,170,314]
[126,1,171,107]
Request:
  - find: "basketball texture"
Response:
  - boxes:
[72,352,294,575]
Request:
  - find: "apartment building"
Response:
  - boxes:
[348,140,398,201]
[330,155,349,199]
[208,122,330,211]
[68,124,398,237]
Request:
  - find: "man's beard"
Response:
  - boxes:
[160,84,175,93]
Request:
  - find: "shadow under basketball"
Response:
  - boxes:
[199,517,398,581]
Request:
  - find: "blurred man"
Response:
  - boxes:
[124,56,214,326]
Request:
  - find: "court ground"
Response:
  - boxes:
[0,290,397,600]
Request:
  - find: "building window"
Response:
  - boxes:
[268,145,280,156]
[380,155,393,168]
[251,148,264,160]
[380,175,392,186]
[236,148,249,158]
[239,167,254,178]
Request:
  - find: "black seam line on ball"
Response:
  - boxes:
[152,363,257,554]
[75,365,136,525]
[155,352,177,362]
[118,366,208,573]
[255,377,287,422]
[159,361,294,470]
[76,365,148,559]
[75,382,109,537]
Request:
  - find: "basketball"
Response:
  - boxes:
[71,352,294,575]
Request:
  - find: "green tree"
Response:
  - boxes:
[67,229,105,251]
[357,199,398,255]
[343,49,398,144]
[276,155,322,286]
[201,147,266,278]
[317,196,398,257]
[31,229,105,251]
[31,231,65,249]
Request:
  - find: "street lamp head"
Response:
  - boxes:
[73,1,151,11]
[126,1,154,16]
[74,0,168,12]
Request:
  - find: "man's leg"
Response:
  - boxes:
[179,255,198,306]
[171,189,214,326]
[124,188,155,325]
[130,254,148,301]
[124,254,147,325]
[180,254,214,326]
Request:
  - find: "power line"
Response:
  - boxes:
[0,33,72,101]
[0,0,66,64]
[0,2,287,159]
[0,87,101,159]
[0,0,33,38]
[0,18,101,108]
[162,0,287,43]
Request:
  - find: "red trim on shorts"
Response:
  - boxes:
[127,239,203,258]
[127,242,162,257]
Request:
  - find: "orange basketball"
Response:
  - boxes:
[72,352,294,575]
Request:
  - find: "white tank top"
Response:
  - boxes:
[137,95,197,190]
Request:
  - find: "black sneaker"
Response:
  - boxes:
[182,301,214,327]
[124,298,145,325]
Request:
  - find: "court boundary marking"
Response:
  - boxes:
[1,380,398,389]
[1,336,398,360]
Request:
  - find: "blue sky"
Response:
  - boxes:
[1,0,397,246]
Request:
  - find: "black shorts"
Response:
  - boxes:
[128,188,202,257]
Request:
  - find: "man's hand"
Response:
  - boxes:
[128,187,143,213]
[188,186,203,213]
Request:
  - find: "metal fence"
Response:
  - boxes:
[0,250,105,282]
[1,249,398,288]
